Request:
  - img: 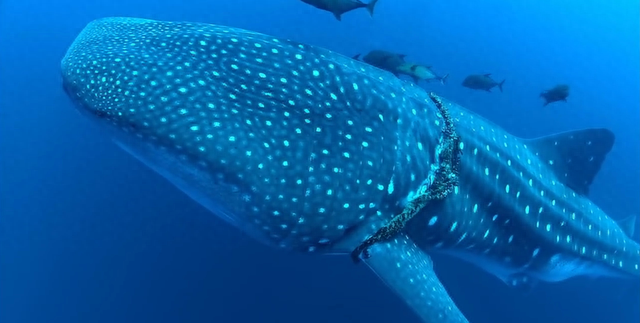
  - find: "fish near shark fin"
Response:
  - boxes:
[352,53,361,60]
[363,234,469,323]
[333,12,342,21]
[522,128,615,196]
[616,215,637,238]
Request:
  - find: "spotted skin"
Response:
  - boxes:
[61,17,447,252]
[61,17,637,323]
[406,99,640,287]
[62,17,466,323]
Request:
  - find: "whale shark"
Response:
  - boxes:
[61,17,640,323]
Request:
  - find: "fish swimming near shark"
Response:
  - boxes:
[462,73,505,92]
[352,49,407,75]
[61,17,640,323]
[300,0,380,21]
[395,63,449,85]
[540,84,570,106]
[354,53,448,85]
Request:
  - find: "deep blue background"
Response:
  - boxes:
[1,0,638,322]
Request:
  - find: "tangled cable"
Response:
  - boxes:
[350,93,462,263]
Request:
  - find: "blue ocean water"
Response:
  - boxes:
[0,0,638,322]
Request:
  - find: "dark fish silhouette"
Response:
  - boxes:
[301,0,379,21]
[462,73,505,92]
[352,49,406,75]
[540,84,570,106]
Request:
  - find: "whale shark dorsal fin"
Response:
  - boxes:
[363,234,469,322]
[616,215,637,238]
[522,128,615,196]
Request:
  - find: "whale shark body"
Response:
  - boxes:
[61,17,640,323]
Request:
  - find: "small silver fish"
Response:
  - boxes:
[395,63,449,85]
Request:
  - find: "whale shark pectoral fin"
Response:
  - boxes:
[503,273,538,295]
[523,128,615,196]
[363,234,469,323]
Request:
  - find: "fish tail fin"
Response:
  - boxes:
[352,53,361,60]
[366,0,379,17]
[498,79,505,92]
[362,234,469,323]
[440,73,449,85]
[540,93,549,106]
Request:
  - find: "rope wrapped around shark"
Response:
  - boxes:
[350,93,463,263]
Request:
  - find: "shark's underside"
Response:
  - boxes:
[61,17,640,323]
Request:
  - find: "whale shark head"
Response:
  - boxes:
[61,17,444,252]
